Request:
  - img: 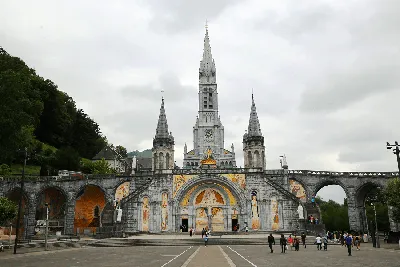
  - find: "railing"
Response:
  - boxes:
[262,174,301,204]
[288,170,399,177]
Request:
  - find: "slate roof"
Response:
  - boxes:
[92,146,118,160]
[136,158,152,170]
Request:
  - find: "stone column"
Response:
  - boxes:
[388,206,399,232]
[347,197,362,231]
[25,196,37,239]
[227,207,231,231]
[64,197,76,235]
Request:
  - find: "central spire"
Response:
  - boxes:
[199,22,216,84]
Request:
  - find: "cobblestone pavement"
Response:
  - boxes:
[1,244,400,267]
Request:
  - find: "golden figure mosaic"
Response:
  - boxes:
[220,174,246,189]
[289,179,306,202]
[195,207,208,230]
[161,192,168,231]
[271,198,279,231]
[115,182,130,201]
[251,191,260,230]
[211,207,224,231]
[173,174,196,197]
[142,197,150,231]
[195,188,225,206]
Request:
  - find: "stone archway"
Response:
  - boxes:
[35,186,67,235]
[174,175,246,233]
[5,188,29,239]
[74,185,108,235]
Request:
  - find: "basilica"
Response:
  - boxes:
[121,27,301,234]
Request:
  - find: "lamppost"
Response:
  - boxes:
[45,203,49,251]
[372,202,380,248]
[386,142,400,174]
[13,147,27,254]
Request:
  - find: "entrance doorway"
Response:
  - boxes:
[181,218,188,232]
[232,219,238,231]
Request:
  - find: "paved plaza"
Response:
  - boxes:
[1,243,400,267]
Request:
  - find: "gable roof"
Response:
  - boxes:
[92,146,118,160]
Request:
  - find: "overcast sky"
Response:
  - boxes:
[1,0,399,203]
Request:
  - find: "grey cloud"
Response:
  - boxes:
[120,73,197,102]
[145,0,244,33]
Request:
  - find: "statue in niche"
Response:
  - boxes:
[297,204,304,219]
[251,191,259,230]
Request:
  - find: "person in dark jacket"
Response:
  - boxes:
[345,234,353,256]
[268,234,275,253]
[301,232,306,248]
[280,234,287,253]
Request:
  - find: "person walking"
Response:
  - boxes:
[301,232,307,248]
[280,234,287,253]
[201,228,205,238]
[189,227,193,237]
[311,196,316,207]
[294,237,300,251]
[345,234,353,256]
[355,234,360,251]
[323,235,328,251]
[268,234,275,253]
[288,235,294,250]
[204,231,209,247]
[316,234,322,250]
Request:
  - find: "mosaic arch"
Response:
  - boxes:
[74,185,106,234]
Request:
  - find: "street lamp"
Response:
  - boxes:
[45,203,49,251]
[371,202,380,248]
[386,142,400,174]
[13,147,27,254]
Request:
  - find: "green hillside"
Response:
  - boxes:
[128,149,152,158]
[0,47,107,175]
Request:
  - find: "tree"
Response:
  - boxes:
[316,197,350,231]
[0,197,17,225]
[91,158,116,174]
[52,147,81,171]
[115,145,128,159]
[0,164,12,175]
[384,178,400,223]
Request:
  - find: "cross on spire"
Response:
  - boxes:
[205,19,208,29]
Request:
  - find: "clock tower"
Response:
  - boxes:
[183,25,236,168]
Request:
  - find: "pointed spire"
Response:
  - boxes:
[155,97,170,139]
[184,143,187,154]
[199,22,216,84]
[247,93,262,137]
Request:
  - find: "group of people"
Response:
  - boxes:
[267,233,308,253]
[307,215,320,224]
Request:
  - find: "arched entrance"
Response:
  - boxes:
[5,188,28,239]
[175,178,245,233]
[74,185,107,235]
[355,182,389,235]
[35,187,67,235]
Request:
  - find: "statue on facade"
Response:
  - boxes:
[297,204,304,219]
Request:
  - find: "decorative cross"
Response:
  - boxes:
[205,19,208,29]
[161,89,165,99]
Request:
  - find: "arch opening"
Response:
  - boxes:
[35,187,66,235]
[74,185,107,235]
[5,188,28,238]
[314,182,349,232]
[357,183,389,235]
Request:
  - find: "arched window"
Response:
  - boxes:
[229,161,232,166]
[254,150,260,167]
[159,152,164,169]
[248,151,252,167]
[166,153,170,169]
[221,161,225,166]
[153,153,158,170]
[195,162,198,166]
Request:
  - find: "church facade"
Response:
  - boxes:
[122,27,301,233]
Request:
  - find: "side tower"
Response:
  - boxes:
[243,94,265,169]
[152,98,175,170]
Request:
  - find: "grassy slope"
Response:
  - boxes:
[11,164,41,175]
